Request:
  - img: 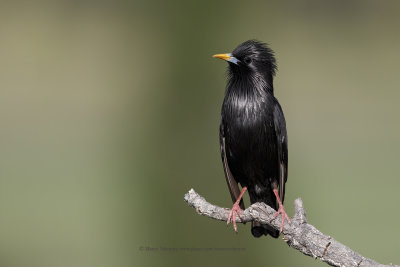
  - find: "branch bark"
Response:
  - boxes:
[184,189,398,267]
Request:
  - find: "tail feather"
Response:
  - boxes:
[248,186,279,238]
[251,221,279,238]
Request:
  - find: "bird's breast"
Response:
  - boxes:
[222,91,277,156]
[224,94,272,130]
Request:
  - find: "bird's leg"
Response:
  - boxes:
[227,186,247,232]
[273,189,291,232]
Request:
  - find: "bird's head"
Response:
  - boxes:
[213,40,277,90]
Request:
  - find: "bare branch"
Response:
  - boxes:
[184,189,398,267]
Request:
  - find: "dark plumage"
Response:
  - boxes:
[214,40,289,238]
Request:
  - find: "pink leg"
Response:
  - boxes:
[273,189,291,232]
[227,186,247,232]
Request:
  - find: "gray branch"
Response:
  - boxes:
[184,188,398,267]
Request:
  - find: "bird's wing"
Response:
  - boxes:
[220,123,245,209]
[273,103,288,203]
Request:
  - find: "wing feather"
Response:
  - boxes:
[220,123,245,209]
[273,104,288,203]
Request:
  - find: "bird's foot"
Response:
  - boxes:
[227,186,247,232]
[273,203,291,232]
[227,202,243,232]
[272,188,291,232]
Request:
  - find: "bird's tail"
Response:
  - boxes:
[251,221,279,238]
[250,192,279,238]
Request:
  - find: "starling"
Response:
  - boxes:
[213,40,289,238]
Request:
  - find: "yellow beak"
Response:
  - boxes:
[212,53,240,65]
[212,53,231,61]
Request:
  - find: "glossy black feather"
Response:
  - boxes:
[219,40,288,238]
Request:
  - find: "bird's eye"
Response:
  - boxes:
[244,57,252,64]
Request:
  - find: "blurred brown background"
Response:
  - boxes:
[0,1,400,266]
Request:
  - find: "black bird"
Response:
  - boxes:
[213,40,289,238]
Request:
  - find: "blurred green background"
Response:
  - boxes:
[1,0,400,266]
